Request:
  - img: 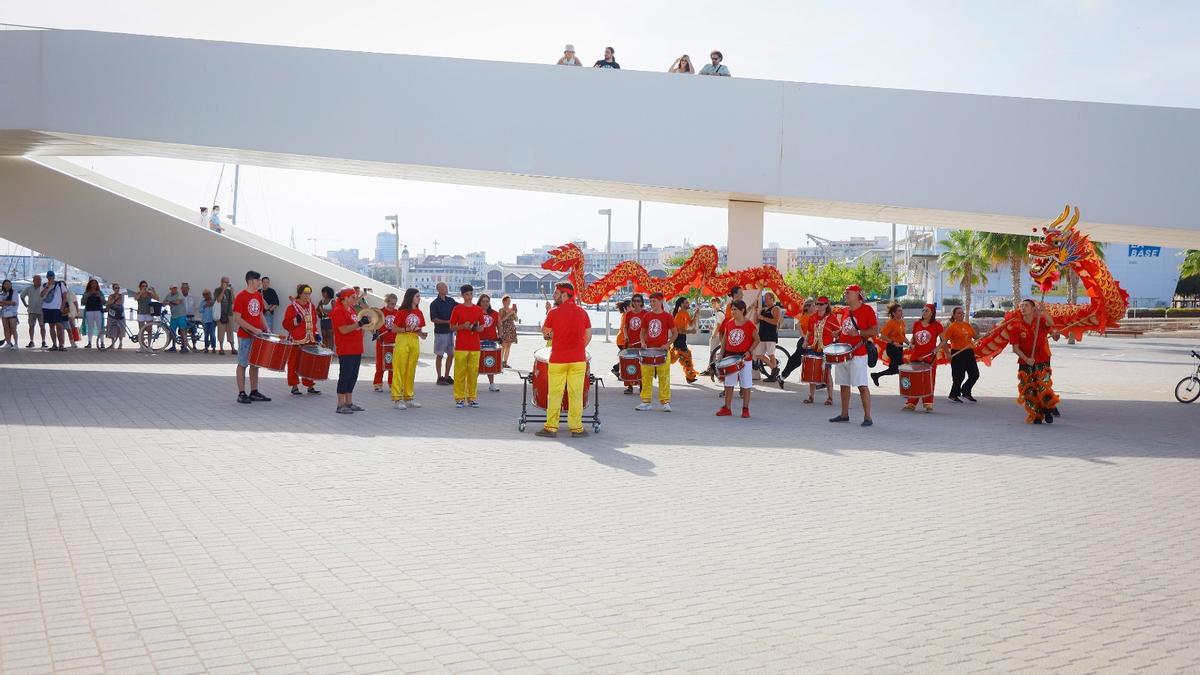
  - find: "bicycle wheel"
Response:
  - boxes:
[140,322,172,352]
[1175,376,1200,404]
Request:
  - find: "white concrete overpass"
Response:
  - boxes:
[2,28,1198,286]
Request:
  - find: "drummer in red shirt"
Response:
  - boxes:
[535,282,592,438]
[282,283,321,396]
[232,270,271,405]
[332,287,371,414]
[636,292,677,413]
[373,293,402,392]
[620,293,647,395]
[449,284,485,408]
[904,303,946,412]
[828,284,878,427]
[477,294,501,393]
[715,299,759,418]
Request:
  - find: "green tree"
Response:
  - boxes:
[1181,250,1200,279]
[979,232,1032,306]
[784,259,888,302]
[938,230,989,318]
[664,250,694,270]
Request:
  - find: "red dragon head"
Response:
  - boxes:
[1027,205,1089,292]
[542,242,584,273]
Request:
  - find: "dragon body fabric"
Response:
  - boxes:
[540,205,1128,366]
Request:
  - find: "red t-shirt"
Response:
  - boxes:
[379,307,401,344]
[1015,315,1053,363]
[450,303,485,351]
[836,304,878,356]
[330,303,363,356]
[480,309,499,342]
[623,310,645,348]
[722,318,756,359]
[909,320,944,361]
[283,301,317,343]
[641,310,673,348]
[233,289,266,338]
[544,299,591,363]
[396,308,425,333]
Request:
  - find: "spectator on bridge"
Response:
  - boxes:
[699,50,730,77]
[20,274,45,348]
[261,276,280,332]
[133,280,158,353]
[199,206,209,230]
[556,44,582,66]
[669,55,695,73]
[81,279,105,349]
[40,270,68,351]
[209,205,225,233]
[593,47,620,69]
[0,279,18,350]
[105,282,126,350]
[164,283,189,353]
[216,276,236,354]
[200,289,217,353]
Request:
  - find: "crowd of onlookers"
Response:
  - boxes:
[555,44,732,76]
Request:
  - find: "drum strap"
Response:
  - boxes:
[291,301,314,343]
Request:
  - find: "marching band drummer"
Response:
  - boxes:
[828,284,877,427]
[390,288,427,410]
[715,299,759,419]
[535,282,592,438]
[449,284,485,409]
[478,294,501,392]
[636,292,677,413]
[903,303,944,413]
[373,293,401,392]
[332,287,371,414]
[620,294,647,395]
[804,297,837,406]
[282,283,321,396]
[233,270,271,405]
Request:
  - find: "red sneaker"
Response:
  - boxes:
[741,407,751,418]
[715,406,732,417]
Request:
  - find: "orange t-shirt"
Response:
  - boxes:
[1014,315,1053,363]
[881,318,906,346]
[944,321,976,351]
[673,310,690,334]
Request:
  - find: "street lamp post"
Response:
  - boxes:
[384,215,400,288]
[599,208,612,342]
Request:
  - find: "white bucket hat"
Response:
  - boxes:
[564,44,575,53]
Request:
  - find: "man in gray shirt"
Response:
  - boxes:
[699,50,731,76]
[163,283,189,353]
[20,274,46,348]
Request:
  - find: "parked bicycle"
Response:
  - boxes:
[1175,351,1200,403]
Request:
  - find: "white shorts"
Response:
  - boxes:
[753,340,776,357]
[723,359,753,389]
[834,354,870,388]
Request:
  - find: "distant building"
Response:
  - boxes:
[407,254,478,291]
[762,243,798,276]
[325,248,368,274]
[374,231,398,263]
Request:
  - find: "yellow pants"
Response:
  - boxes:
[390,333,419,401]
[640,360,671,403]
[545,361,587,432]
[452,349,480,401]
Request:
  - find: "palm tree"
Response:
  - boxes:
[1181,250,1200,279]
[938,230,990,318]
[980,232,1033,307]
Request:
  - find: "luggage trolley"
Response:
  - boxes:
[517,348,603,433]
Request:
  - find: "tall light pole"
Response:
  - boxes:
[636,200,642,267]
[890,223,897,303]
[598,208,612,342]
[384,215,400,288]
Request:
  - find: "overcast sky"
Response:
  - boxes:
[5,0,1197,262]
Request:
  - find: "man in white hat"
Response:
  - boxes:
[556,44,582,66]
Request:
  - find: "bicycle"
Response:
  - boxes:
[1175,351,1200,404]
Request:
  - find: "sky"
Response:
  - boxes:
[4,0,1198,263]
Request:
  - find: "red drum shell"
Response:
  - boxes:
[297,346,334,381]
[714,356,744,377]
[532,348,590,410]
[800,354,826,383]
[899,362,934,398]
[640,348,668,366]
[249,335,293,371]
[823,343,854,364]
[479,343,503,375]
[618,349,642,384]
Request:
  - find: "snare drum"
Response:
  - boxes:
[297,346,334,380]
[479,341,503,375]
[618,349,642,384]
[249,334,293,371]
[531,347,591,410]
[800,353,826,383]
[823,343,854,364]
[899,362,933,398]
[714,355,744,378]
[640,348,667,366]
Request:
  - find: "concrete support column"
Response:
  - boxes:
[726,200,764,271]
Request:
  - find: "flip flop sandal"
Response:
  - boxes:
[824,399,834,405]
[802,397,814,404]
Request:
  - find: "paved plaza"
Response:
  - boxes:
[2,335,1198,673]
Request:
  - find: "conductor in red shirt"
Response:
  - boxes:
[535,282,592,438]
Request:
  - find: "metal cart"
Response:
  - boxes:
[516,371,603,434]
